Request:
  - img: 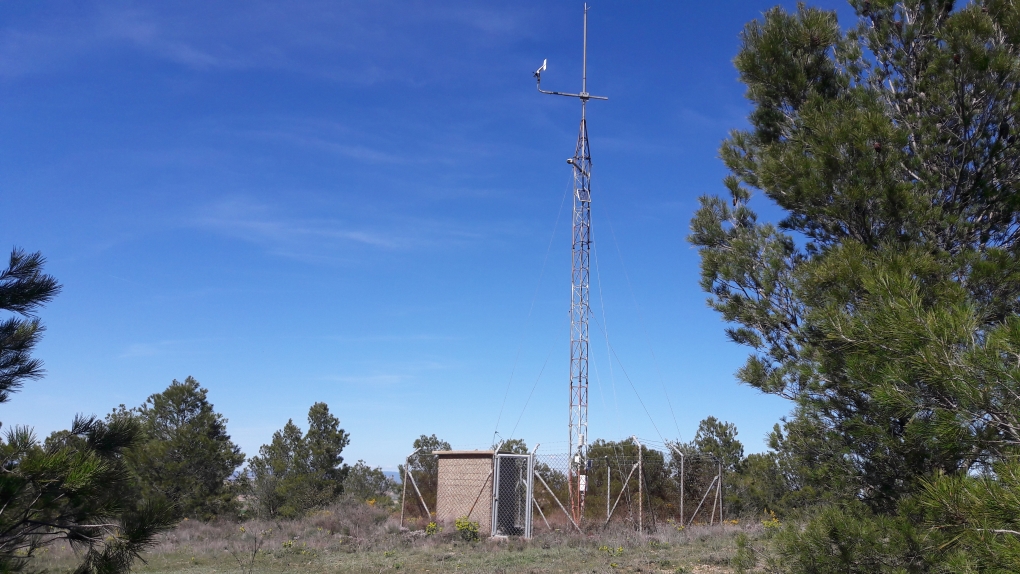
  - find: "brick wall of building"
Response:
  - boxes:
[435,452,493,534]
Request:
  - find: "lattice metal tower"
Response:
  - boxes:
[533,4,606,524]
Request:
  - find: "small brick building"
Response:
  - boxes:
[434,450,494,533]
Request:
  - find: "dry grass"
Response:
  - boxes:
[31,499,754,573]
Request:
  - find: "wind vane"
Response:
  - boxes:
[533,3,606,525]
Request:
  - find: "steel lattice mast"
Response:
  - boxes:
[533,4,606,524]
[567,109,592,524]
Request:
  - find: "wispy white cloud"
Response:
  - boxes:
[246,127,409,165]
[119,342,164,358]
[0,27,95,77]
[322,334,459,343]
[0,5,273,78]
[118,337,227,358]
[318,374,407,386]
[118,339,186,358]
[314,357,456,387]
[195,204,399,250]
[0,1,537,82]
[677,106,748,133]
[204,224,395,250]
[190,196,485,261]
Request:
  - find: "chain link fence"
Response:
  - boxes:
[399,446,738,536]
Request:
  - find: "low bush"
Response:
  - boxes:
[737,502,930,574]
[307,497,390,538]
[454,517,479,542]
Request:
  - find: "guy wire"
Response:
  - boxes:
[589,311,668,445]
[508,341,556,442]
[594,178,682,438]
[592,239,622,437]
[491,172,572,444]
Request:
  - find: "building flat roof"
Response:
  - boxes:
[433,450,495,457]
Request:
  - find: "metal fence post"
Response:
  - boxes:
[718,460,724,524]
[633,436,642,534]
[710,460,720,525]
[680,453,685,525]
[526,453,535,538]
[399,448,420,529]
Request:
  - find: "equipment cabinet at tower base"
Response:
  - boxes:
[433,451,533,538]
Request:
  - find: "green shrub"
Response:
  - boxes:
[598,545,623,557]
[454,517,479,542]
[732,533,756,574]
[772,502,928,574]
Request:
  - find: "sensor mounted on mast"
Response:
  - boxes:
[534,59,547,78]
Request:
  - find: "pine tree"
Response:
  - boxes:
[0,249,59,403]
[0,248,175,573]
[692,417,743,474]
[246,402,349,518]
[692,1,1020,568]
[113,377,245,519]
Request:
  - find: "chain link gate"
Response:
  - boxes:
[491,453,533,537]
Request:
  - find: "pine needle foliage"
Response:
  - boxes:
[0,249,59,404]
[246,403,350,518]
[691,0,1020,569]
[110,377,246,520]
[0,248,175,573]
[918,460,1020,571]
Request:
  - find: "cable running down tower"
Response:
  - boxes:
[533,4,607,524]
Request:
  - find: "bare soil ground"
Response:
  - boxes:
[32,502,751,573]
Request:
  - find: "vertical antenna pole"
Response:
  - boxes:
[582,4,588,95]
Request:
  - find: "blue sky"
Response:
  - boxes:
[1,1,854,470]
